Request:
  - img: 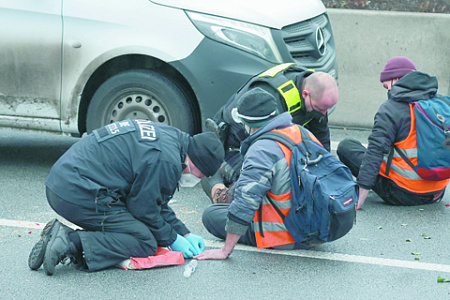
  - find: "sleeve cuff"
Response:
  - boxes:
[225,219,250,236]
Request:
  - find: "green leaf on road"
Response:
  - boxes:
[406,239,412,242]
[411,252,421,255]
[437,276,450,283]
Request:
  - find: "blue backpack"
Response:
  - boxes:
[257,125,358,246]
[390,95,450,181]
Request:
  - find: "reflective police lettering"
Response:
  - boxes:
[135,120,157,140]
[107,123,120,134]
[94,119,136,142]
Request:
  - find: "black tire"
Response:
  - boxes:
[86,69,195,134]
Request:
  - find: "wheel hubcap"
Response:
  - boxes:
[106,91,170,125]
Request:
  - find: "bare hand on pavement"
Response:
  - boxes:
[194,249,228,260]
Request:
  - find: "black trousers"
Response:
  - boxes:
[202,204,309,250]
[46,187,158,272]
[337,138,445,206]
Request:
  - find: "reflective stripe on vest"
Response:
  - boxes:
[258,63,295,77]
[379,104,449,193]
[256,63,303,114]
[253,125,303,249]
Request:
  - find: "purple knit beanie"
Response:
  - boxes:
[380,56,416,82]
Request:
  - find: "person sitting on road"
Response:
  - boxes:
[202,63,338,204]
[194,88,325,260]
[337,56,449,209]
[28,119,224,275]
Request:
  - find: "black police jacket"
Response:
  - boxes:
[45,119,190,247]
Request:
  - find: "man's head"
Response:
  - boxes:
[301,72,338,115]
[380,56,416,90]
[234,87,278,134]
[187,132,224,177]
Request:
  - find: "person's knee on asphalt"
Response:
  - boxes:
[28,120,224,275]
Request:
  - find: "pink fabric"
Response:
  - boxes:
[128,248,185,269]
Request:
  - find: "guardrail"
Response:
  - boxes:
[327,9,450,128]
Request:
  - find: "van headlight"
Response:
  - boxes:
[186,11,283,64]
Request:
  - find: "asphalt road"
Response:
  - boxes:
[1,127,449,299]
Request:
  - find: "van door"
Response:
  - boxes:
[0,1,62,120]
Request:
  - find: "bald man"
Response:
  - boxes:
[203,63,339,203]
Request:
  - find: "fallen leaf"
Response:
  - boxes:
[437,276,450,283]
[414,257,420,260]
[445,203,449,207]
[377,226,383,229]
[421,233,428,236]
[411,252,421,255]
[406,239,412,242]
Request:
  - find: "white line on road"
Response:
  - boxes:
[205,240,450,273]
[3,218,449,274]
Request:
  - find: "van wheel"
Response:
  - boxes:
[86,70,195,134]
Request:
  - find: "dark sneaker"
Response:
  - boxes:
[43,220,77,276]
[28,218,58,270]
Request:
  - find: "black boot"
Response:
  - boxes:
[43,220,78,276]
[28,219,74,271]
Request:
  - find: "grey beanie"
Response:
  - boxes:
[187,132,224,177]
[236,87,278,127]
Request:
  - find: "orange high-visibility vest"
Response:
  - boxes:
[253,125,322,249]
[379,104,449,193]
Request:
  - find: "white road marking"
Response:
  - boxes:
[3,218,449,274]
[205,240,450,273]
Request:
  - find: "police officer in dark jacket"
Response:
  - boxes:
[28,119,224,275]
[203,63,338,202]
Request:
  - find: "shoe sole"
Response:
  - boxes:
[28,218,58,270]
[43,220,63,276]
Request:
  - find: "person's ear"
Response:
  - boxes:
[302,90,309,99]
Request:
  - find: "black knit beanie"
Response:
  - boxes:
[236,87,278,127]
[187,132,224,177]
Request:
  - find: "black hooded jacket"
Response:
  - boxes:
[357,71,438,189]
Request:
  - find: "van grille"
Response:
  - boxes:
[281,13,336,77]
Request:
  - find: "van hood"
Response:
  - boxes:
[150,0,326,29]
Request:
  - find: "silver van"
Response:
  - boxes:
[0,0,338,135]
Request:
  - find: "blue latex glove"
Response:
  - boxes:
[170,234,196,258]
[185,233,205,254]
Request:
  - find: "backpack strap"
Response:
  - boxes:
[252,125,318,233]
[253,125,322,165]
